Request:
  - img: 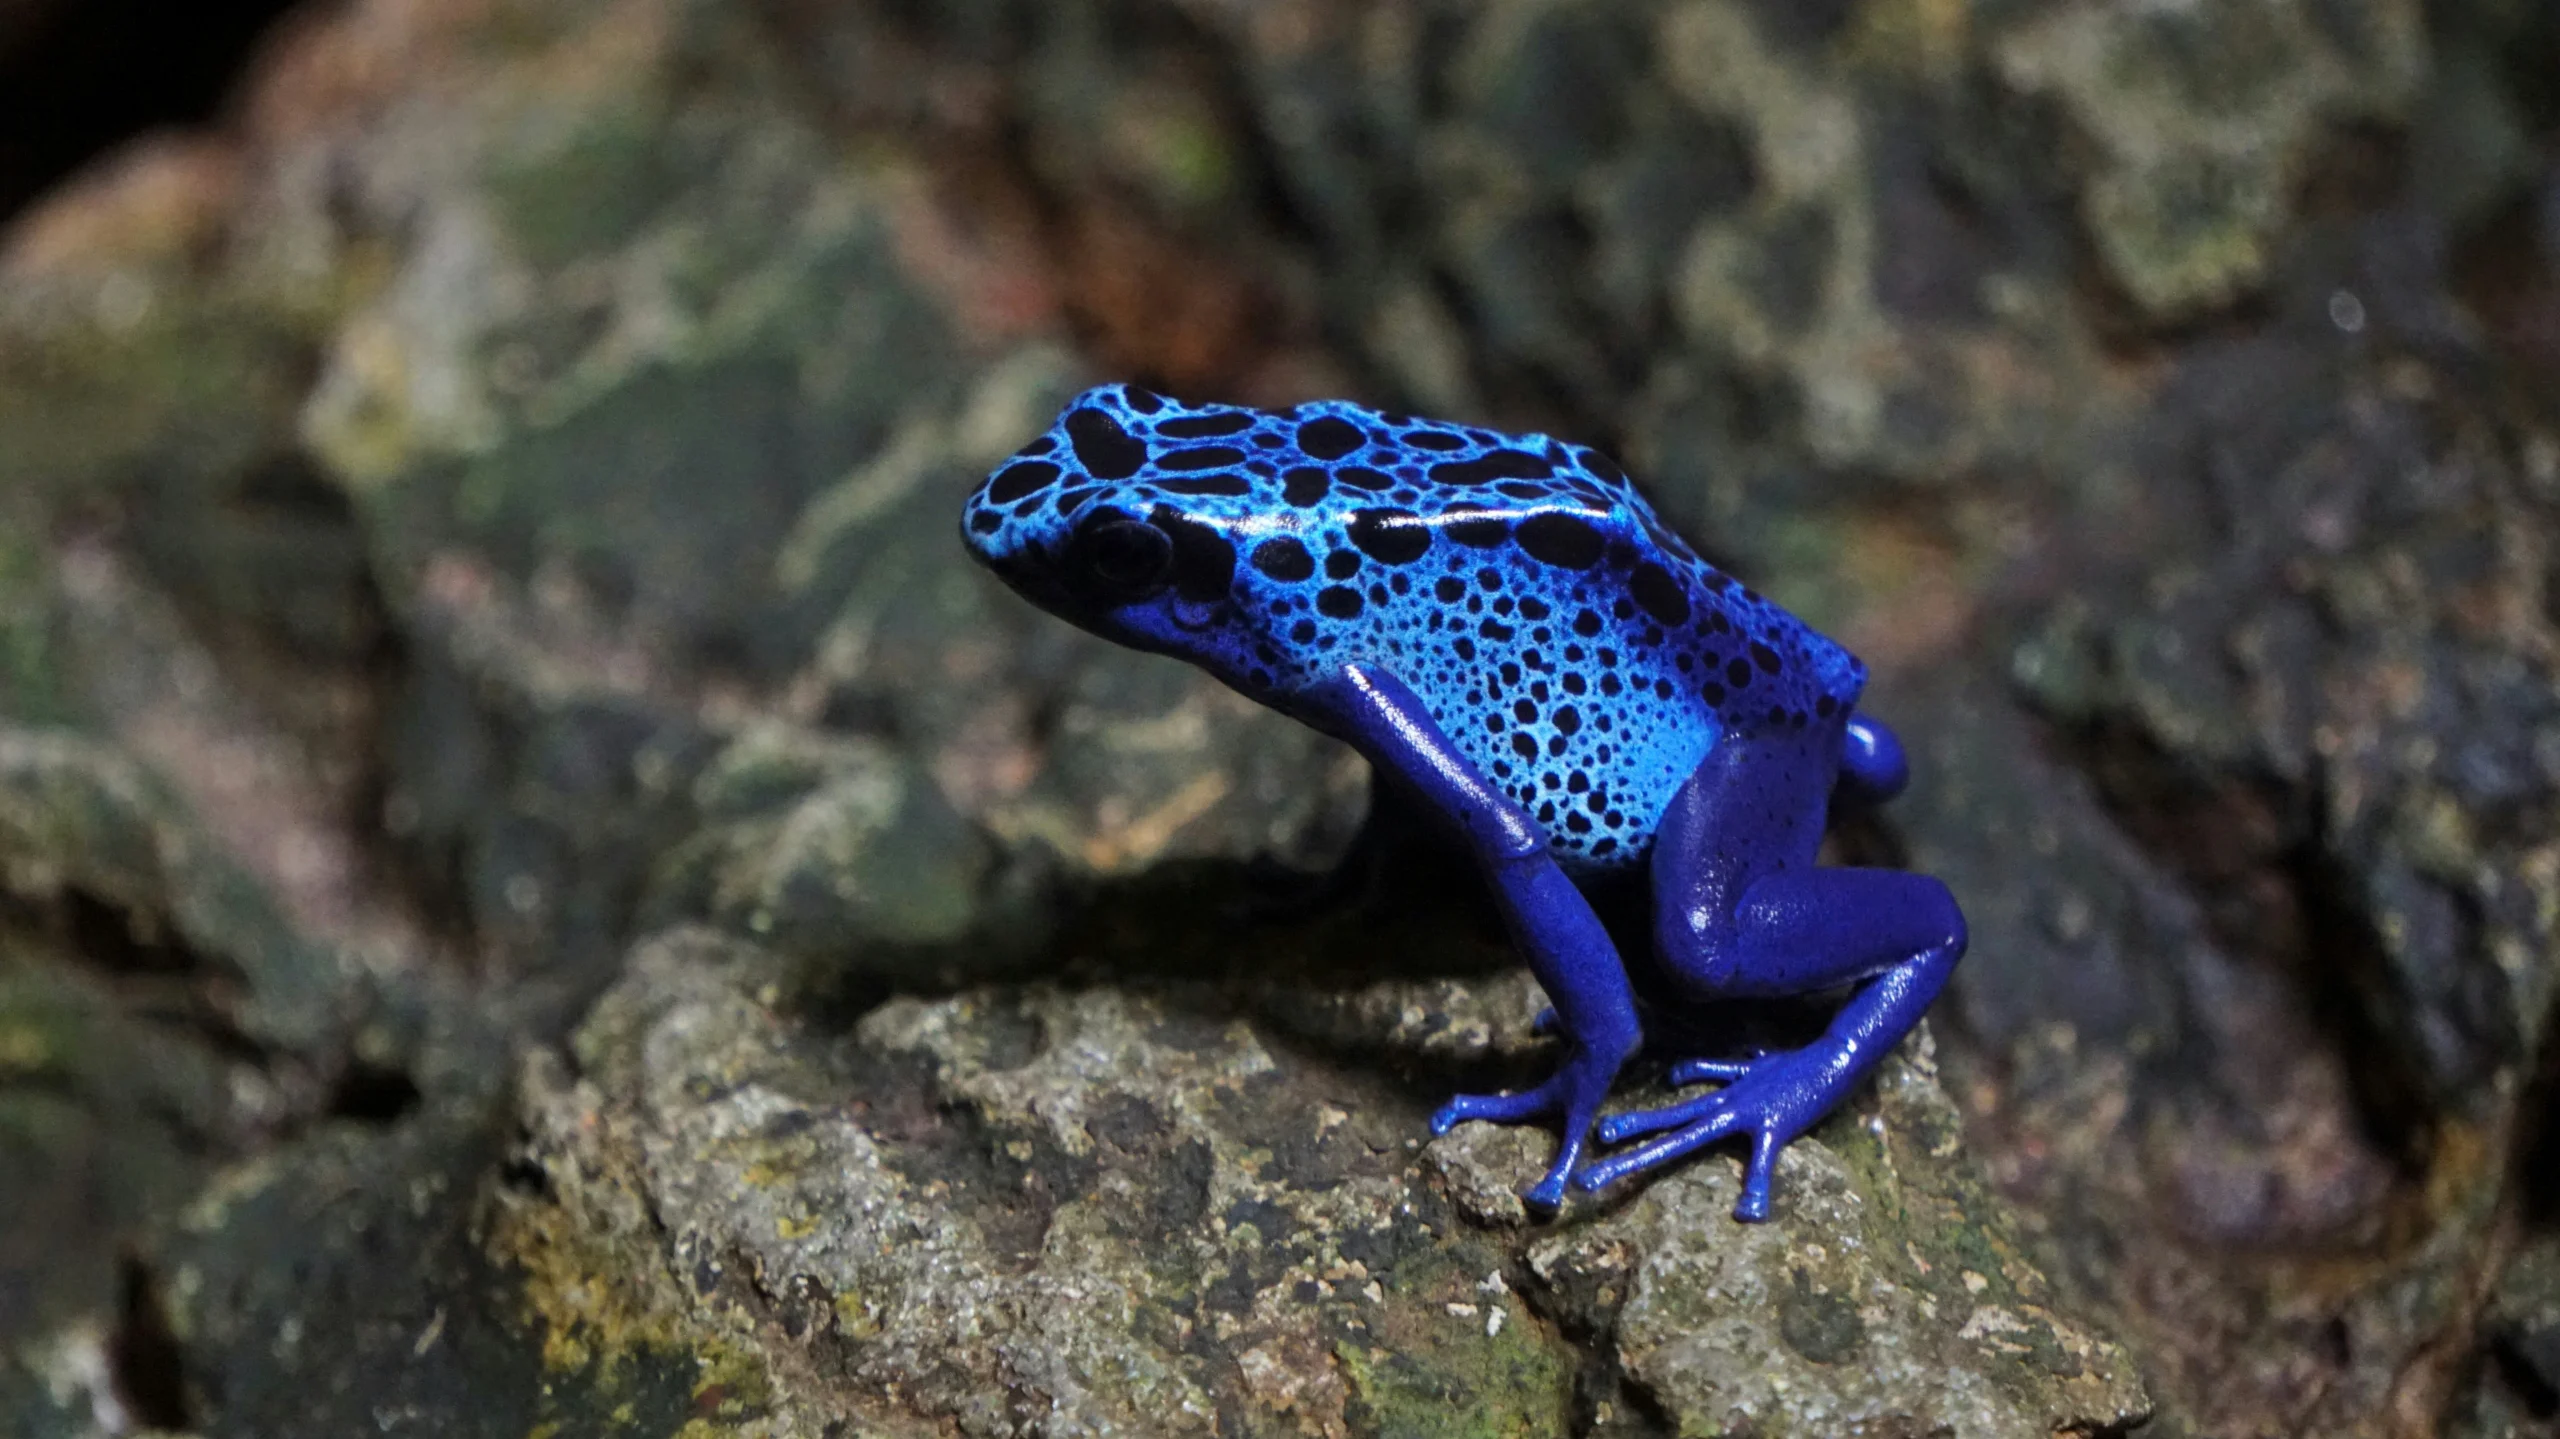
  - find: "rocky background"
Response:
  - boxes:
[0,0,2555,1434]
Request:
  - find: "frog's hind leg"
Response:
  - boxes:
[1579,731,1966,1219]
[1585,867,1964,1214]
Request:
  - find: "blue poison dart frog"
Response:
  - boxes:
[961,384,1967,1219]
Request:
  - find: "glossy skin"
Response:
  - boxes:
[962,384,1967,1218]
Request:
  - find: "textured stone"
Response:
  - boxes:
[1998,0,2427,319]
[486,927,2145,1437]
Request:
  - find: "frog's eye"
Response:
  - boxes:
[1066,515,1174,605]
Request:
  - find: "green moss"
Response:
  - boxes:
[483,1144,780,1438]
[2086,156,2277,318]
[1336,1333,1570,1439]
[1340,1245,1573,1439]
[488,99,680,270]
[0,533,70,728]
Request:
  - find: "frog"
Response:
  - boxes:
[960,383,1967,1219]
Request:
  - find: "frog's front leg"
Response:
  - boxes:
[1304,663,1641,1212]
[1577,727,1966,1220]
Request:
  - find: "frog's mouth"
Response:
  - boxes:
[974,546,1070,613]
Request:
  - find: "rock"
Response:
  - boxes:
[139,1098,633,1439]
[2465,1235,2560,1437]
[251,0,1367,1001]
[1526,1033,2145,1437]
[0,716,433,1423]
[479,926,2147,1437]
[1997,0,2426,319]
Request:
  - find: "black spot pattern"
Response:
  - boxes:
[1445,507,1512,548]
[960,386,1869,871]
[1431,450,1554,486]
[1252,537,1315,582]
[1159,445,1247,472]
[1152,509,1236,602]
[1349,509,1430,565]
[1630,562,1690,626]
[1159,473,1252,496]
[1516,512,1606,569]
[1161,411,1253,438]
[987,460,1060,504]
[1068,408,1147,478]
[1297,416,1365,459]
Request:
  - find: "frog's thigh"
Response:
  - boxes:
[1703,866,1965,997]
[1649,726,1910,998]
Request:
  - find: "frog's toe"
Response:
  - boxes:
[1580,1067,1815,1222]
[1733,1130,1782,1222]
[1521,1168,1570,1213]
[1573,1103,1747,1194]
[1667,1055,1761,1086]
[1595,1089,1726,1145]
[1429,1080,1564,1135]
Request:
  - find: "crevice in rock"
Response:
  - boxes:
[2055,717,2435,1173]
[494,1141,557,1204]
[118,451,468,972]
[107,1251,192,1432]
[0,885,276,1079]
[55,887,214,982]
[2502,966,2560,1231]
[2452,174,2560,409]
[325,1056,421,1125]
[2488,1328,2560,1420]
[2283,843,2454,1161]
[1509,1255,1673,1438]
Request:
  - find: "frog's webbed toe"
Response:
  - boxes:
[1576,1042,1867,1220]
[1431,1042,1627,1213]
[1591,1054,1766,1145]
[1575,1072,1790,1221]
[1430,1084,1565,1133]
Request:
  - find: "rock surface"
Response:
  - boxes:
[0,0,2556,1434]
[487,927,2140,1437]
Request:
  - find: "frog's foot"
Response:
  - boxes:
[1591,1055,1766,1145]
[1573,1053,1841,1221]
[1431,1053,1621,1212]
[1431,1078,1579,1211]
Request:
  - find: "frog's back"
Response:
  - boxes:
[964,385,1867,870]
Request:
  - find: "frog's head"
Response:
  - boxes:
[962,384,1281,688]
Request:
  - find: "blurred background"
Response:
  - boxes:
[1,0,2557,1435]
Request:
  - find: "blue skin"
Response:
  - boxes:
[960,384,1967,1219]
